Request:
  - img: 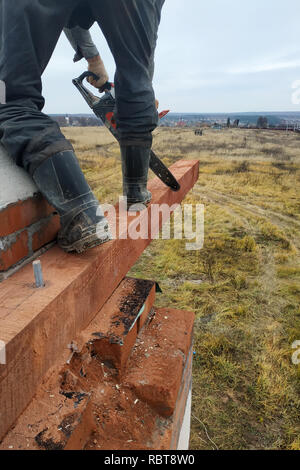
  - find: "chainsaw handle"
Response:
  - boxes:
[76,71,112,92]
[72,71,113,109]
[73,72,180,193]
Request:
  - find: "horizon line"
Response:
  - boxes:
[49,110,300,116]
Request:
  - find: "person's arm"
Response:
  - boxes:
[64,26,108,88]
[64,26,99,62]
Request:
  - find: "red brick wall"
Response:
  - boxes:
[0,195,60,273]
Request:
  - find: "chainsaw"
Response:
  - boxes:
[72,71,180,192]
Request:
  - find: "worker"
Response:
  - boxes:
[0,0,165,253]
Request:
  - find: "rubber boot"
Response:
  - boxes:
[32,150,112,253]
[120,144,152,211]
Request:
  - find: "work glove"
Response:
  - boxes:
[87,55,109,89]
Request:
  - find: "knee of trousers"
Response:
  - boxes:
[24,139,74,177]
[0,102,74,175]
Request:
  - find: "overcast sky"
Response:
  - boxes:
[43,0,300,114]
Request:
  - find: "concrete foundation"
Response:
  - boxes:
[0,145,36,211]
[177,388,192,450]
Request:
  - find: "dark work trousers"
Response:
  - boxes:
[0,0,165,175]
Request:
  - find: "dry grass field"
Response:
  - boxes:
[62,125,300,450]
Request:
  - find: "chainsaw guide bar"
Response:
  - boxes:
[73,72,181,192]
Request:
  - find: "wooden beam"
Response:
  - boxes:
[0,159,199,441]
[0,307,194,450]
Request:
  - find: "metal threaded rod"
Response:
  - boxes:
[33,260,45,288]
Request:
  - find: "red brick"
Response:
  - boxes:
[0,231,29,271]
[32,215,60,252]
[0,196,55,237]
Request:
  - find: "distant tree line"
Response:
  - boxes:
[256,116,268,129]
[227,116,269,129]
[226,118,240,128]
